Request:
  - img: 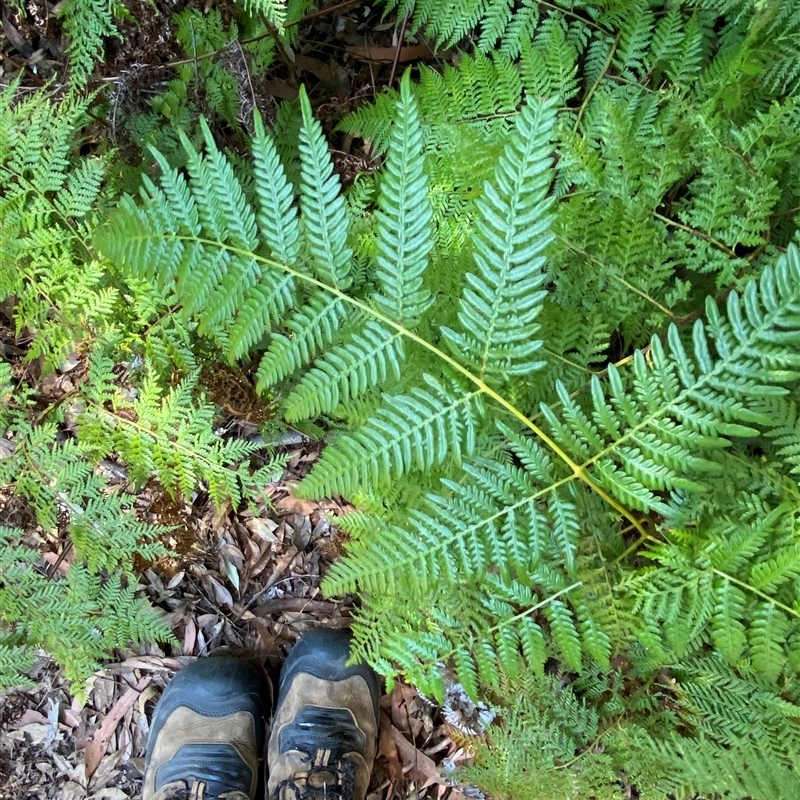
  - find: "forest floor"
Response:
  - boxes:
[0,446,474,799]
[0,2,476,798]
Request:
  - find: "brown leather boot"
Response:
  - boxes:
[142,656,272,800]
[267,630,381,800]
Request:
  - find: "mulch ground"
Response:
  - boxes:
[0,439,478,799]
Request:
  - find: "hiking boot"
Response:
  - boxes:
[267,630,381,800]
[142,656,272,800]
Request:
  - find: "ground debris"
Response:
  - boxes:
[0,449,473,800]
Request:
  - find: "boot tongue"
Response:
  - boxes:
[307,768,337,789]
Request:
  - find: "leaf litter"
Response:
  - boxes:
[0,435,481,800]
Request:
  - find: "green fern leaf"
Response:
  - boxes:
[256,292,350,391]
[284,321,405,421]
[373,72,434,326]
[298,87,352,289]
[749,542,800,593]
[298,375,482,499]
[60,0,120,86]
[546,599,583,672]
[547,488,580,578]
[543,247,800,516]
[237,0,287,28]
[495,625,522,679]
[576,602,612,669]
[252,111,301,267]
[749,603,789,682]
[442,96,557,381]
[711,580,748,664]
[453,645,480,700]
[519,616,547,676]
[475,638,500,689]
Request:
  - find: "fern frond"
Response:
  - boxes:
[298,87,352,289]
[652,735,800,799]
[284,321,405,421]
[611,0,655,81]
[710,580,748,664]
[547,599,583,672]
[749,603,789,682]
[373,72,434,326]
[544,247,800,515]
[442,96,557,381]
[298,375,483,499]
[252,111,301,267]
[256,292,350,390]
[236,0,287,29]
[60,0,120,85]
[96,118,294,362]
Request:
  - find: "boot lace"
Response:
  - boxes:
[273,754,357,800]
[152,779,250,800]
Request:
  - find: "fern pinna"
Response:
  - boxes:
[99,65,800,747]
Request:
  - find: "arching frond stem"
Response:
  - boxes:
[713,569,800,621]
[418,581,583,670]
[138,233,649,537]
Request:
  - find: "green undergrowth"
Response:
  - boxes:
[0,84,282,695]
[4,1,800,797]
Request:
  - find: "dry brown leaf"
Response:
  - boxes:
[389,724,446,789]
[346,43,433,63]
[84,677,151,779]
[9,708,49,728]
[89,789,128,800]
[60,706,83,730]
[166,570,185,589]
[137,685,159,715]
[275,494,320,517]
[183,617,197,656]
[204,574,234,608]
[246,517,279,542]
[264,80,298,101]
[390,682,423,740]
[7,722,52,746]
[61,780,88,800]
[88,751,120,792]
[379,712,404,784]
[294,54,334,81]
[259,544,300,595]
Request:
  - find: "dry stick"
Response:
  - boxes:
[714,569,800,622]
[558,235,676,319]
[235,544,301,620]
[388,15,410,88]
[289,0,364,28]
[46,540,73,579]
[156,0,364,72]
[236,38,257,116]
[770,204,800,219]
[653,211,737,258]
[573,33,619,132]
[253,597,346,616]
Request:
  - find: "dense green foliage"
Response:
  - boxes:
[5,0,800,796]
[94,2,800,793]
[0,84,282,693]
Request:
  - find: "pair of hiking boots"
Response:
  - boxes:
[142,630,381,800]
